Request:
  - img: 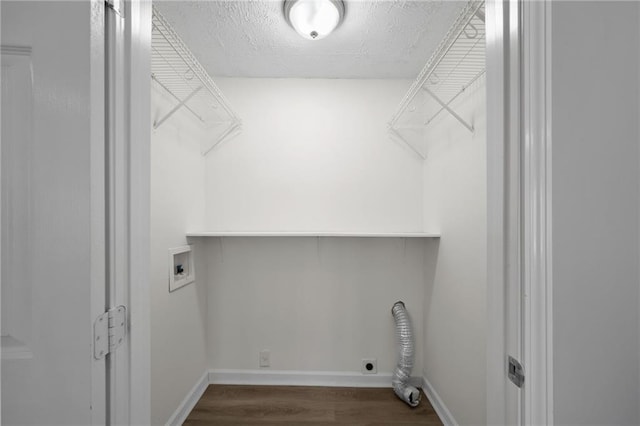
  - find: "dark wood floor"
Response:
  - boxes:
[184,385,443,425]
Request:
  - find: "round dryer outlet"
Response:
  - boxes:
[361,358,377,374]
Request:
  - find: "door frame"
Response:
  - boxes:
[120,0,554,424]
[124,0,152,424]
[522,1,553,424]
[90,0,107,423]
[127,0,152,423]
[108,0,152,424]
[486,0,517,422]
[486,0,553,424]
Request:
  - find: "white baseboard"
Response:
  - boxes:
[165,370,209,426]
[422,376,458,426]
[209,368,423,389]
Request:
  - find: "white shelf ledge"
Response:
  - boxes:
[186,231,440,238]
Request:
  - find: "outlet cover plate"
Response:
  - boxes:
[259,350,270,368]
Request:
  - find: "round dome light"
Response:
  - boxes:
[284,0,345,40]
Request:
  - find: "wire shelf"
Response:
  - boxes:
[152,7,241,155]
[389,0,485,159]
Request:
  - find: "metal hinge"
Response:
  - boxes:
[105,0,124,17]
[94,306,127,360]
[508,355,524,388]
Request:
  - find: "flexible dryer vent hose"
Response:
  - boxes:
[391,301,421,407]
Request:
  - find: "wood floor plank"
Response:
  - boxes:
[183,385,443,425]
[334,401,439,423]
[200,385,335,403]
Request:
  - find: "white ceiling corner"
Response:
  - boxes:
[154,0,467,79]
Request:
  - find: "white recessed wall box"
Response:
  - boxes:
[168,245,195,292]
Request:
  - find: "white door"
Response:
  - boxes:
[1,1,108,424]
[2,1,152,424]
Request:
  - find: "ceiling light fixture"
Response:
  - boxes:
[284,0,345,40]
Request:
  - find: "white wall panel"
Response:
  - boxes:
[422,78,487,426]
[203,78,423,233]
[150,83,209,425]
[204,236,427,375]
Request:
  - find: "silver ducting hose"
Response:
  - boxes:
[391,301,421,407]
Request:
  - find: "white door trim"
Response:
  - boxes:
[118,1,552,424]
[89,0,108,423]
[124,0,152,424]
[486,0,519,423]
[127,0,152,424]
[522,1,553,424]
[104,0,151,423]
[105,1,132,422]
[487,0,556,424]
[487,1,553,424]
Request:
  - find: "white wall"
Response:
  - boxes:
[422,78,487,425]
[203,236,427,376]
[198,78,430,380]
[150,76,428,422]
[150,83,209,425]
[204,78,423,233]
[551,2,640,424]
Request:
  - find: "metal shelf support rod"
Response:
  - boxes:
[388,127,426,160]
[151,74,204,123]
[422,87,474,133]
[153,85,203,130]
[202,121,242,156]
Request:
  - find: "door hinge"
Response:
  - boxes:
[105,0,124,17]
[94,305,127,360]
[508,355,524,388]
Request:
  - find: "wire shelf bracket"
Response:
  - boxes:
[388,0,485,158]
[389,127,426,160]
[202,121,243,156]
[152,7,242,155]
[153,85,203,130]
[423,87,474,133]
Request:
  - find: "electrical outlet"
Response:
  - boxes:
[362,358,377,374]
[259,350,270,368]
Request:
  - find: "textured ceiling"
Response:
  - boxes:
[154,0,467,79]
